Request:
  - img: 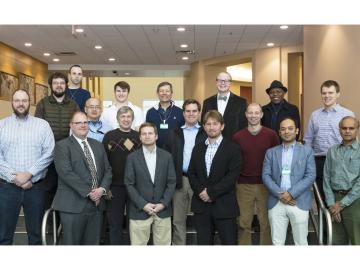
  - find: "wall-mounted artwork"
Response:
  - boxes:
[35,83,49,104]
[18,73,35,105]
[0,71,18,101]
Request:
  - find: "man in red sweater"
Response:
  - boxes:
[233,103,280,245]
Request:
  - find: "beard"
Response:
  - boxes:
[52,89,65,98]
[12,105,30,118]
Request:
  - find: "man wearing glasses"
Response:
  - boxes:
[201,72,247,139]
[35,72,79,211]
[84,98,112,142]
[53,112,112,244]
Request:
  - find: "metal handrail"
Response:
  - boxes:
[41,208,61,245]
[312,182,333,245]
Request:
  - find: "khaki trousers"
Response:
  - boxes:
[172,176,193,245]
[236,183,272,245]
[129,216,171,245]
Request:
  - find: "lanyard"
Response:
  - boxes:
[157,104,174,124]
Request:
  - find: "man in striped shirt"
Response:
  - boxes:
[0,89,55,245]
[304,80,354,200]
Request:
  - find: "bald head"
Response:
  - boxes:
[85,98,102,121]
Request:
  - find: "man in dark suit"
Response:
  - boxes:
[53,112,112,245]
[201,71,247,139]
[188,110,241,245]
[124,122,176,245]
[262,80,301,138]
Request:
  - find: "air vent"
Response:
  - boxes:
[54,51,77,56]
[175,50,195,55]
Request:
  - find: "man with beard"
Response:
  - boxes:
[0,89,54,245]
[35,72,79,210]
[188,110,241,245]
[65,65,91,112]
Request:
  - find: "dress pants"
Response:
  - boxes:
[106,185,129,245]
[172,176,193,245]
[332,193,360,245]
[59,200,102,245]
[236,183,272,245]
[129,215,171,245]
[194,204,237,245]
[0,179,46,245]
[268,201,309,245]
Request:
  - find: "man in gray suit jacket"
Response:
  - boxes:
[53,112,112,245]
[125,122,176,245]
[262,117,316,245]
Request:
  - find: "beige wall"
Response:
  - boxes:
[303,25,360,129]
[0,42,47,118]
[100,77,184,107]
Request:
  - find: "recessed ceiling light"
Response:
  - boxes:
[177,27,186,32]
[75,28,84,33]
[24,42,32,47]
[124,72,130,76]
[267,42,275,47]
[280,25,289,30]
[182,56,189,60]
[53,58,60,62]
[43,52,51,56]
[180,44,188,48]
[94,45,102,50]
[108,58,115,62]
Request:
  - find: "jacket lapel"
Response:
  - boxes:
[210,95,218,110]
[70,135,89,169]
[154,148,161,184]
[223,93,233,118]
[138,149,154,185]
[276,145,283,174]
[88,139,101,175]
[290,142,299,172]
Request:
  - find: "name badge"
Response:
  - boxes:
[160,123,169,129]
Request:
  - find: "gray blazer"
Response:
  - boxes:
[124,147,176,220]
[53,135,112,213]
[262,142,316,211]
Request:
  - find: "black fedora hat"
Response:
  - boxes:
[266,80,288,94]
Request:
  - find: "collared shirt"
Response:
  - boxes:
[0,114,55,183]
[281,142,296,191]
[323,140,360,207]
[182,123,201,173]
[217,91,231,116]
[100,102,144,130]
[304,104,354,156]
[205,135,223,177]
[73,135,97,171]
[87,120,112,142]
[143,145,157,183]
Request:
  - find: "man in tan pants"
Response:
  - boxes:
[232,103,280,245]
[124,123,176,245]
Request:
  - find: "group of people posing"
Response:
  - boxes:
[0,65,359,246]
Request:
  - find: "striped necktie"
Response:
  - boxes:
[82,141,98,189]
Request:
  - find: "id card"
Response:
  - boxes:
[160,123,169,129]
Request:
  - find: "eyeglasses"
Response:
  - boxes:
[86,106,101,110]
[216,79,231,84]
[72,121,89,126]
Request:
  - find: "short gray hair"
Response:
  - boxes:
[116,106,134,120]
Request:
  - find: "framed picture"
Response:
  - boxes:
[0,71,18,101]
[18,72,35,105]
[35,83,49,104]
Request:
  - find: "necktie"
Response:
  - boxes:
[218,95,227,101]
[82,141,98,189]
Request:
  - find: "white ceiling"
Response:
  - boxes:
[0,25,303,66]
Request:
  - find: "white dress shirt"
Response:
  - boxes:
[217,91,231,116]
[142,145,157,183]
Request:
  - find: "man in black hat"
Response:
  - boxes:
[262,80,301,138]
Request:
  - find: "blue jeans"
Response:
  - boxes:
[0,180,46,245]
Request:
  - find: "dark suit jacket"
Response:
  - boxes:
[53,135,112,213]
[163,125,207,189]
[124,147,176,220]
[188,138,241,219]
[201,92,247,139]
[262,100,301,138]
